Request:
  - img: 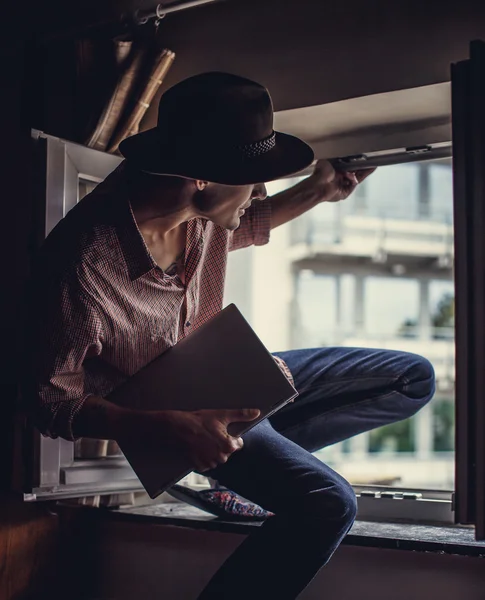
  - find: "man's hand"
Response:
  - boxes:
[74,396,260,473]
[126,407,261,473]
[165,408,260,472]
[310,159,376,203]
[268,159,375,229]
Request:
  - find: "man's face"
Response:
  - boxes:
[193,182,268,230]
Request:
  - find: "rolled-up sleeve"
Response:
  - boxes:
[23,275,103,441]
[229,198,272,251]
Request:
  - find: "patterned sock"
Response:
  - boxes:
[168,484,274,521]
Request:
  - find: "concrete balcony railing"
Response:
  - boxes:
[289,214,454,265]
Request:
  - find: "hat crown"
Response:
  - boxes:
[157,72,274,149]
[118,71,314,185]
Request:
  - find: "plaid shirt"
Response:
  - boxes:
[25,164,291,441]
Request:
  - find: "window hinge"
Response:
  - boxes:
[406,145,432,155]
[359,490,423,500]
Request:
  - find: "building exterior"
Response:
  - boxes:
[224,160,455,491]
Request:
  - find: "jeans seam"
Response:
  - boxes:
[296,354,428,396]
[298,375,399,395]
[281,356,431,436]
[280,389,401,436]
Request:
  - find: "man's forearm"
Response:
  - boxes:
[269,174,331,230]
[72,395,138,442]
[72,395,179,449]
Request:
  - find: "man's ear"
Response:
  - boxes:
[195,180,209,191]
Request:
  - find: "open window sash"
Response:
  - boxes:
[452,40,485,540]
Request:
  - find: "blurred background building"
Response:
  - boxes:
[224,159,455,491]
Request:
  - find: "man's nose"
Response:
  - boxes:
[252,183,268,201]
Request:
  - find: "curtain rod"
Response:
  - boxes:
[135,0,222,24]
[40,0,224,42]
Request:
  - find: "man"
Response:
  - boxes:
[25,73,435,599]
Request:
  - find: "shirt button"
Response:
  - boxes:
[186,321,191,327]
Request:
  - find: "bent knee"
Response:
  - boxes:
[401,354,436,405]
[304,477,357,527]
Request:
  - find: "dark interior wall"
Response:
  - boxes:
[70,517,485,600]
[3,0,29,493]
[32,1,485,141]
[141,0,485,127]
[0,2,65,598]
[2,1,484,597]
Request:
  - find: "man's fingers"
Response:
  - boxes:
[219,435,240,454]
[355,167,376,183]
[220,408,261,424]
[313,159,336,183]
[342,171,359,185]
[228,436,244,452]
[199,460,219,472]
[218,453,230,465]
[197,452,231,472]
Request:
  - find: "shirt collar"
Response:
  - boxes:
[117,199,158,281]
[107,163,206,283]
[107,165,157,282]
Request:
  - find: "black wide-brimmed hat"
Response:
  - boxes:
[119,72,314,185]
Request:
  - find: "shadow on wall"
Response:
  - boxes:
[76,517,485,600]
[142,0,485,120]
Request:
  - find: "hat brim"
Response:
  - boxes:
[119,128,315,185]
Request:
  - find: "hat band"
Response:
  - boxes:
[237,132,276,158]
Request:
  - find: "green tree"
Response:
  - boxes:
[369,419,414,453]
[432,292,454,334]
[397,291,454,339]
[398,317,418,338]
[433,400,455,452]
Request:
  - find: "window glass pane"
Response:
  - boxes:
[430,281,455,339]
[361,164,419,219]
[225,158,454,490]
[364,278,419,338]
[429,162,453,223]
[296,273,337,347]
[369,420,415,453]
[433,398,455,452]
[341,439,352,454]
[79,178,98,202]
[304,203,341,245]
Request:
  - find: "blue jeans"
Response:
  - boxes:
[197,346,435,600]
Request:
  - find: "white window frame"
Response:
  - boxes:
[289,143,455,525]
[21,131,143,501]
[19,132,458,527]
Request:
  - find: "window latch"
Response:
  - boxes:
[406,145,432,155]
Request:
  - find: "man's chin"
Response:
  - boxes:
[225,217,241,231]
[210,214,241,231]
